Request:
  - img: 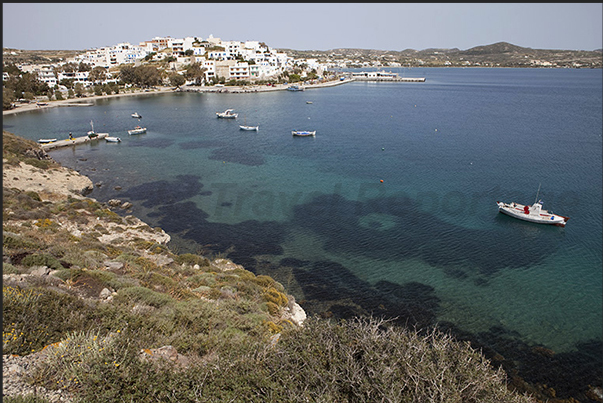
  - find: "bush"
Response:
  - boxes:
[115,286,174,308]
[21,253,64,270]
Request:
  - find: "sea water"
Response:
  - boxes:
[4,67,601,392]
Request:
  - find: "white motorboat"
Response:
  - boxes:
[131,112,142,118]
[496,186,569,226]
[105,136,121,143]
[38,138,57,143]
[128,126,147,135]
[217,109,238,119]
[292,130,316,137]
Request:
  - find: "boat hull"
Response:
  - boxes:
[292,131,316,137]
[105,137,121,143]
[496,201,569,226]
[128,128,147,135]
[240,126,258,131]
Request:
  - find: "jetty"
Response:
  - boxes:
[39,133,109,151]
[351,71,425,82]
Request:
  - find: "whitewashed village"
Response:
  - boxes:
[4,35,335,94]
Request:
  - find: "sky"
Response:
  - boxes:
[3,3,602,52]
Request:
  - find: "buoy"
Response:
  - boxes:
[435,129,438,132]
[381,147,385,151]
[380,179,384,183]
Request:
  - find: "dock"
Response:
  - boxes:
[351,71,425,82]
[39,133,109,151]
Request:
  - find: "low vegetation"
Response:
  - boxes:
[3,131,535,402]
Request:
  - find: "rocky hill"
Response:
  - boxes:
[280,42,603,68]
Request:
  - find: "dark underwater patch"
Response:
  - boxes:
[127,138,175,149]
[118,175,204,208]
[208,147,265,166]
[179,140,225,149]
[146,201,287,264]
[291,193,562,276]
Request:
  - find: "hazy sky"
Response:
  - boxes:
[3,3,602,51]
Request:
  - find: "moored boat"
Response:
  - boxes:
[105,136,121,143]
[287,85,304,91]
[292,130,316,137]
[128,126,147,135]
[87,120,98,138]
[496,185,569,227]
[131,112,142,118]
[240,125,259,131]
[217,109,238,119]
[38,138,57,143]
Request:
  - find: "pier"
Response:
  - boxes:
[351,71,425,82]
[39,133,109,151]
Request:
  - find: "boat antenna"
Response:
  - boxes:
[534,183,541,204]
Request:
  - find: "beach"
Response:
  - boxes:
[3,78,353,116]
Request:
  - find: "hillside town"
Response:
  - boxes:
[3,35,328,92]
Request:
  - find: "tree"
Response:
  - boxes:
[3,87,15,110]
[74,83,85,97]
[118,65,136,85]
[169,73,185,87]
[184,49,194,56]
[88,67,107,85]
[184,62,206,85]
[136,65,161,87]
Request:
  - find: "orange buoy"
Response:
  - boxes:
[380,179,384,183]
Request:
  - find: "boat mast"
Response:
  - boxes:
[534,183,541,204]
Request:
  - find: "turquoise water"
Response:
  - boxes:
[4,67,602,395]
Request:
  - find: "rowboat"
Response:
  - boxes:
[105,136,121,143]
[496,185,569,226]
[38,138,57,143]
[128,126,147,135]
[217,109,238,119]
[240,125,259,131]
[292,130,316,137]
[239,115,258,131]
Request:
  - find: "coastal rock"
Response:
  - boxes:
[99,288,113,299]
[29,265,51,276]
[2,161,93,201]
[24,148,51,160]
[121,201,133,209]
[107,199,122,207]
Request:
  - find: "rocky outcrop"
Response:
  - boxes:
[2,160,93,201]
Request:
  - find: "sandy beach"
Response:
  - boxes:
[3,78,353,116]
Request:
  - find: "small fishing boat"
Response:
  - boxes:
[496,185,569,226]
[217,109,238,119]
[128,126,147,135]
[306,101,313,104]
[239,115,258,131]
[287,85,304,91]
[37,138,57,143]
[240,125,259,131]
[292,130,316,137]
[131,112,142,118]
[105,136,121,143]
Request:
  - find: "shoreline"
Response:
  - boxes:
[3,78,354,116]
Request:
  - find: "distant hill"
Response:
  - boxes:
[279,42,603,68]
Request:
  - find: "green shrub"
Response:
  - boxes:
[115,286,174,308]
[174,253,209,267]
[21,253,64,270]
[3,395,53,403]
